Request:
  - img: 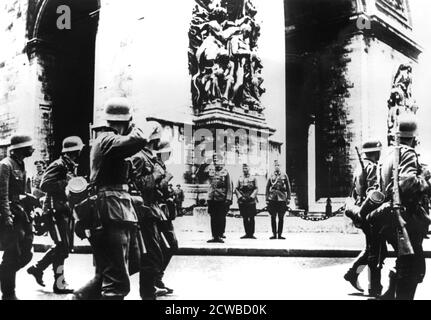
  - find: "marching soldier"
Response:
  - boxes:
[154,141,178,297]
[376,115,430,300]
[207,154,233,243]
[87,97,147,300]
[128,121,175,300]
[27,136,84,294]
[235,163,258,239]
[265,160,291,239]
[0,134,35,300]
[344,139,385,297]
[174,184,185,217]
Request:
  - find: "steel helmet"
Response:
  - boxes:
[62,136,84,153]
[104,97,133,122]
[397,114,418,138]
[8,134,33,151]
[361,140,382,153]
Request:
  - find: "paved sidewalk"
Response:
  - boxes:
[33,215,431,257]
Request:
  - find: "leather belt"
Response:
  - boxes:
[97,184,129,192]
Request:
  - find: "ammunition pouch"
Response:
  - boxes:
[73,195,100,238]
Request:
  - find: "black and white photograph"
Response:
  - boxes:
[0,0,431,307]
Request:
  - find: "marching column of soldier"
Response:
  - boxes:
[0,96,429,300]
[344,114,431,300]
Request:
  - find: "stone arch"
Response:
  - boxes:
[28,0,100,176]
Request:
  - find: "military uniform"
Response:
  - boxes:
[173,186,184,216]
[235,173,258,238]
[378,144,430,299]
[90,123,146,299]
[207,164,233,242]
[265,170,291,239]
[0,136,34,300]
[129,148,167,300]
[345,155,386,296]
[27,155,77,292]
[31,170,45,200]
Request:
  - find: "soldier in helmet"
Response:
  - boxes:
[265,160,291,239]
[84,97,147,300]
[128,121,176,300]
[154,142,178,297]
[235,163,258,239]
[0,134,35,300]
[207,153,233,243]
[344,139,385,297]
[376,115,430,300]
[27,136,85,294]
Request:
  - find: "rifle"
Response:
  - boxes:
[355,146,367,202]
[393,127,414,257]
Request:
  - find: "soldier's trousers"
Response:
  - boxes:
[208,201,228,239]
[347,226,387,293]
[239,203,257,237]
[32,213,73,276]
[388,229,426,300]
[139,218,164,299]
[268,201,286,236]
[0,218,33,298]
[90,221,136,300]
[157,220,178,285]
[72,234,103,300]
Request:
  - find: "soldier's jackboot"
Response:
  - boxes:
[27,265,45,287]
[53,264,74,294]
[155,278,174,294]
[27,247,56,287]
[379,270,396,300]
[344,269,364,293]
[395,279,418,300]
[277,217,285,239]
[368,268,382,297]
[1,271,18,300]
[270,216,277,239]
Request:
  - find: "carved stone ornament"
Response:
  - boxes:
[188,0,265,114]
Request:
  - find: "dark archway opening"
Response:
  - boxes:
[285,0,355,209]
[35,0,99,176]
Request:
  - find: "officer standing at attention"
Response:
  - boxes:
[31,160,46,200]
[235,163,258,239]
[0,134,35,300]
[174,184,185,217]
[207,154,233,243]
[344,139,384,297]
[27,136,85,294]
[377,115,430,300]
[89,97,147,300]
[266,160,291,239]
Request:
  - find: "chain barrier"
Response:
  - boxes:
[183,204,345,221]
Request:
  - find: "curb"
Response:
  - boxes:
[33,243,427,258]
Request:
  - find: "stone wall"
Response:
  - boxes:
[0,0,39,170]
